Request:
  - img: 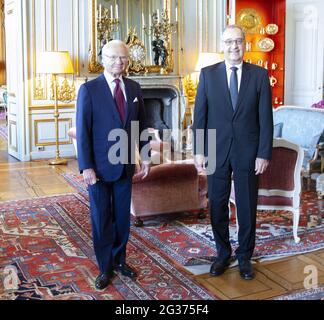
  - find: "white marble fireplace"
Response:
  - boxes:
[130,75,186,152]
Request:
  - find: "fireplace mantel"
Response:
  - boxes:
[78,74,187,151]
[129,75,184,93]
[130,75,186,152]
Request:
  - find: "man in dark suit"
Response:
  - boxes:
[192,25,273,280]
[76,40,150,290]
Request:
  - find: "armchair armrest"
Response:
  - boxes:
[132,163,197,184]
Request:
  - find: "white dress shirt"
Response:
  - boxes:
[225,61,243,92]
[104,70,127,102]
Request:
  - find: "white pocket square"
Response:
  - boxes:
[133,97,138,103]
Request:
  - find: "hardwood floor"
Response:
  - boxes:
[0,145,322,300]
[195,251,324,300]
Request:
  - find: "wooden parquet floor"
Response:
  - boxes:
[0,146,322,300]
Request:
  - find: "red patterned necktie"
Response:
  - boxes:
[113,78,126,123]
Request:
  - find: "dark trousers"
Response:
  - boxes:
[88,173,132,274]
[208,152,259,262]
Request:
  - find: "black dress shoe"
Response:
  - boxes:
[210,259,230,276]
[95,272,111,290]
[238,260,254,280]
[114,263,137,279]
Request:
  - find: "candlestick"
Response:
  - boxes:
[175,6,178,22]
[142,12,145,26]
[110,5,113,19]
[115,4,118,20]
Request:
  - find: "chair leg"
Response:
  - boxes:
[228,202,233,219]
[133,217,143,227]
[229,201,239,236]
[235,211,239,236]
[293,209,301,244]
[307,176,311,191]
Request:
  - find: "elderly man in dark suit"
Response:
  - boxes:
[192,25,273,280]
[76,40,150,290]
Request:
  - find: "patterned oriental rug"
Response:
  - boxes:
[273,286,324,300]
[0,193,217,300]
[0,110,6,120]
[62,172,324,266]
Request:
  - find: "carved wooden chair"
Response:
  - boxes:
[230,138,304,243]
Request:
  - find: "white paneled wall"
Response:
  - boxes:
[4,0,227,161]
[181,0,226,74]
[27,0,78,160]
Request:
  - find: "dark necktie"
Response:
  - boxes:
[113,78,126,123]
[229,66,238,111]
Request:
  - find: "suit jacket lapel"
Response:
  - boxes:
[98,74,123,126]
[234,62,250,115]
[123,77,133,127]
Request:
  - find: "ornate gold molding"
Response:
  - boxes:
[183,74,197,104]
[29,104,75,110]
[89,0,104,73]
[32,0,47,100]
[34,75,46,100]
[89,0,179,74]
[50,76,76,102]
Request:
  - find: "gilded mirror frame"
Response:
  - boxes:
[89,0,180,74]
[89,0,104,73]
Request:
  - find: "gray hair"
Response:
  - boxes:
[102,39,129,56]
[222,24,246,40]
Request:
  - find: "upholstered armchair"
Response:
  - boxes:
[273,105,324,188]
[67,127,208,227]
[230,138,304,243]
[131,163,208,226]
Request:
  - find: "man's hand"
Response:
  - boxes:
[133,161,151,181]
[255,158,270,175]
[83,168,97,186]
[194,154,206,174]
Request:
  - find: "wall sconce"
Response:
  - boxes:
[97,4,120,57]
[37,51,74,165]
[51,76,76,102]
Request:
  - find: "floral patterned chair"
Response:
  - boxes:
[230,138,304,243]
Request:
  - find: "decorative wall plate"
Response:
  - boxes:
[265,23,279,35]
[257,38,275,52]
[237,8,261,34]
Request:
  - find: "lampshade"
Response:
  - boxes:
[37,51,74,74]
[195,52,224,72]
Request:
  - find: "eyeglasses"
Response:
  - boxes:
[223,38,244,46]
[104,55,129,62]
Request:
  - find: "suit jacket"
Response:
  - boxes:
[192,61,273,169]
[76,74,147,182]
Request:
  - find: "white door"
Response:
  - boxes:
[285,0,324,106]
[5,0,25,160]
